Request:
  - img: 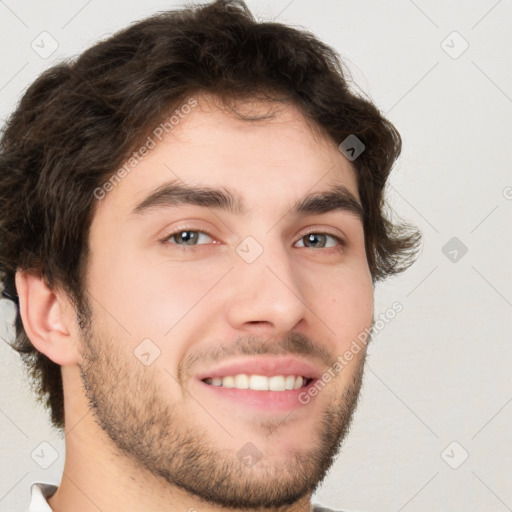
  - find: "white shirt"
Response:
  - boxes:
[28,482,342,512]
[28,483,57,512]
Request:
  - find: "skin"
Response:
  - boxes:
[16,94,374,512]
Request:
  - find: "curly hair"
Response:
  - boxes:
[0,0,421,431]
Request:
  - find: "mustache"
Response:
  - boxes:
[180,331,335,379]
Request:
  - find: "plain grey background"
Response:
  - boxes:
[1,1,511,511]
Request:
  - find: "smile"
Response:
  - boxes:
[202,374,313,391]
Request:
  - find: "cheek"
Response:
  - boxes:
[310,264,374,348]
[107,254,226,337]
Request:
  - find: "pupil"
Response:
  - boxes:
[180,231,197,245]
[306,233,324,248]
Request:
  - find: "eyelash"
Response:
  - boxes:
[160,228,346,252]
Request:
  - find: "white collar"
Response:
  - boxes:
[28,482,340,512]
[28,483,57,512]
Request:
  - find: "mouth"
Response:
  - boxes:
[194,356,322,412]
[202,374,314,391]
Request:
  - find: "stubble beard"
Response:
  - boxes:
[76,299,367,510]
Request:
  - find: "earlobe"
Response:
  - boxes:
[14,270,80,366]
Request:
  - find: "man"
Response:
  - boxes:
[0,1,420,511]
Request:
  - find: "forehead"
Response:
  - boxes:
[95,94,360,219]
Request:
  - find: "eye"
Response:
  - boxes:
[295,232,344,250]
[160,228,345,250]
[162,229,214,246]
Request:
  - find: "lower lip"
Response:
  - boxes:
[196,379,317,412]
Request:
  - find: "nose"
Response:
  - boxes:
[224,238,307,336]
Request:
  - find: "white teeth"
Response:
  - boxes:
[222,376,235,388]
[204,374,309,391]
[268,376,286,391]
[234,374,249,389]
[285,375,296,390]
[249,375,269,391]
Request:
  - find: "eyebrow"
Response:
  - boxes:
[130,181,364,221]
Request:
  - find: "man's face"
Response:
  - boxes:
[78,95,374,508]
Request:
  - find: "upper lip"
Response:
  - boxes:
[195,355,324,381]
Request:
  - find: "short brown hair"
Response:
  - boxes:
[0,0,421,431]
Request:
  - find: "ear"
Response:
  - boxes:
[15,270,81,366]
